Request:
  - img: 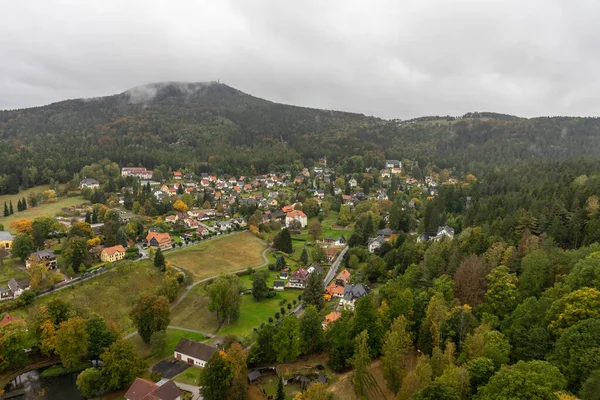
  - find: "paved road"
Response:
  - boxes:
[323,246,349,285]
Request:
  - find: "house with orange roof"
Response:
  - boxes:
[146,232,173,251]
[326,283,345,299]
[322,311,341,329]
[335,269,352,286]
[173,171,182,180]
[286,210,307,228]
[100,245,126,262]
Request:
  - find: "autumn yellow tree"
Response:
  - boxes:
[10,219,33,235]
[173,199,188,213]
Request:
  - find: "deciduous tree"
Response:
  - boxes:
[55,317,89,368]
[101,339,146,390]
[303,271,324,310]
[206,274,244,325]
[273,316,301,363]
[299,305,324,354]
[130,294,170,344]
[381,315,413,393]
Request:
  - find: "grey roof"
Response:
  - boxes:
[274,280,285,287]
[80,178,99,185]
[310,262,324,274]
[31,250,56,260]
[343,283,369,301]
[437,225,455,236]
[0,232,14,242]
[174,338,217,361]
[248,370,261,381]
[377,228,394,236]
[368,236,386,246]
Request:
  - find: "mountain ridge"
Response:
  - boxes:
[1,82,600,194]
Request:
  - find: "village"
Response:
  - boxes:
[0,157,465,400]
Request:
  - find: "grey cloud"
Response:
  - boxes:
[1,0,599,119]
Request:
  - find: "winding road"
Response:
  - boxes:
[124,235,270,340]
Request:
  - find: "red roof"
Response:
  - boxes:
[286,210,307,218]
[146,232,172,244]
[102,245,125,256]
[291,267,309,280]
[336,269,352,283]
[323,311,341,326]
[0,313,25,327]
[326,284,345,297]
[173,172,182,177]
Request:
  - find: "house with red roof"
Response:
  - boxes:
[322,311,341,329]
[100,245,126,262]
[125,378,181,400]
[289,267,310,289]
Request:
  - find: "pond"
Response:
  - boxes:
[4,368,85,400]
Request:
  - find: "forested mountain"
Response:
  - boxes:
[2,81,600,192]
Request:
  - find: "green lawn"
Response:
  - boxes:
[0,195,89,233]
[173,367,203,385]
[0,259,30,286]
[261,375,303,399]
[130,327,207,365]
[170,284,301,339]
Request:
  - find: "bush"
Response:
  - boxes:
[275,312,280,320]
[287,303,292,310]
[150,372,162,382]
[268,317,274,323]
[279,299,287,306]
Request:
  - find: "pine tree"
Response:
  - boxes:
[276,377,285,400]
[91,209,98,224]
[9,201,14,215]
[273,228,293,254]
[22,197,27,210]
[303,271,324,310]
[85,212,91,224]
[154,248,166,271]
[3,202,8,217]
[300,247,309,265]
[16,199,22,212]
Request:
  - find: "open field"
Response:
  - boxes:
[130,327,207,364]
[27,263,163,332]
[164,233,266,280]
[170,283,301,338]
[0,185,57,208]
[0,196,89,233]
[0,259,29,286]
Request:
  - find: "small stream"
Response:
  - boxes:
[4,368,85,399]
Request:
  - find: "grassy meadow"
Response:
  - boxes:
[164,232,266,280]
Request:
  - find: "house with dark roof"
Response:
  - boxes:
[125,378,181,400]
[367,236,386,253]
[307,262,324,275]
[26,250,57,269]
[8,278,29,298]
[340,283,369,311]
[174,338,217,368]
[289,267,309,289]
[376,228,395,239]
[79,178,100,190]
[274,280,285,291]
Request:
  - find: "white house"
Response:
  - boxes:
[433,226,455,241]
[340,284,369,311]
[174,338,217,368]
[386,160,402,169]
[367,236,386,253]
[79,178,100,190]
[8,278,29,298]
[348,178,357,188]
[285,210,308,228]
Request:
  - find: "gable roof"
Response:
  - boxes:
[343,283,369,301]
[146,232,172,244]
[336,269,352,282]
[290,267,309,281]
[102,245,126,256]
[274,280,285,288]
[0,232,13,242]
[30,250,56,261]
[125,378,157,400]
[309,262,324,274]
[286,210,307,219]
[323,311,341,326]
[174,338,217,362]
[326,284,345,297]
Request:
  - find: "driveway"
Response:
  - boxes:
[152,359,191,379]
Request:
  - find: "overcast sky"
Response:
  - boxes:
[1,0,599,119]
